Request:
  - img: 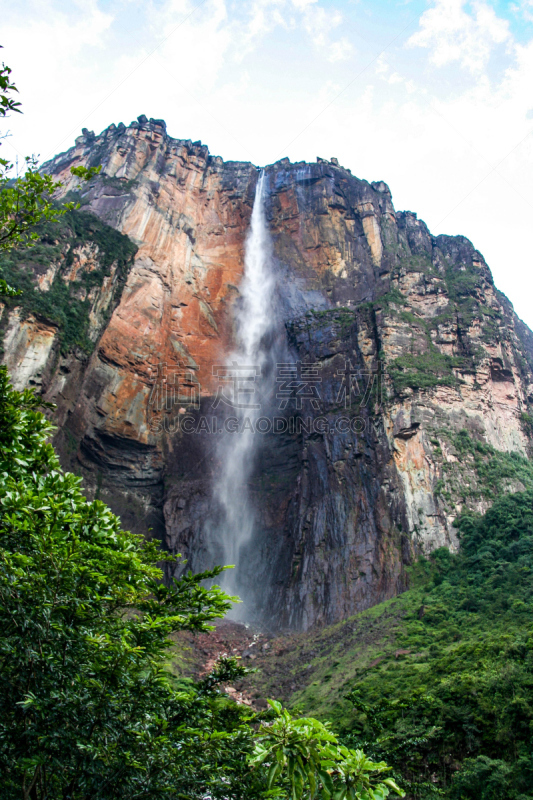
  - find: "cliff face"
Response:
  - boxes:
[2,115,533,630]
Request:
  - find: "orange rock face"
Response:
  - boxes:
[47,120,258,429]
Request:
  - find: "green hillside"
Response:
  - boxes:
[244,490,533,799]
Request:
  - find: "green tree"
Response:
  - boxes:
[0,48,99,298]
[0,365,259,798]
[251,701,404,800]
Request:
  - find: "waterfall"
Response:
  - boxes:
[208,171,276,611]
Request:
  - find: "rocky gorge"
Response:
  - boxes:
[1,114,532,631]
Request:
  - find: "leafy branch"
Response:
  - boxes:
[250,700,404,800]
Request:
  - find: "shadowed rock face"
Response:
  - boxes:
[3,115,533,630]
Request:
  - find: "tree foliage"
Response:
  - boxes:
[0,58,21,119]
[0,157,102,251]
[342,491,533,799]
[0,46,99,296]
[251,701,403,800]
[0,364,252,798]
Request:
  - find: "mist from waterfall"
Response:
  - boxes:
[208,172,276,610]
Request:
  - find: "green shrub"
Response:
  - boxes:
[388,350,464,392]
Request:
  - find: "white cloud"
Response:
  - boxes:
[375,56,416,88]
[515,0,533,23]
[408,0,511,74]
[294,0,354,61]
[2,0,355,161]
[234,0,354,62]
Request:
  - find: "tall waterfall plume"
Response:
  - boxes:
[208,172,277,611]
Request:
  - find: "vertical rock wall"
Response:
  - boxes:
[2,116,532,629]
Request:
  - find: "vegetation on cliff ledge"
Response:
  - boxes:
[436,429,533,503]
[0,209,137,354]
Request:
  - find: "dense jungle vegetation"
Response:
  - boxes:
[344,491,533,799]
[249,490,533,800]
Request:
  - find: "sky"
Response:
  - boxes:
[2,0,533,328]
